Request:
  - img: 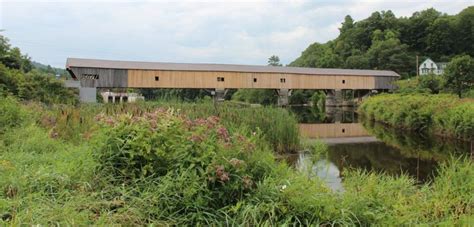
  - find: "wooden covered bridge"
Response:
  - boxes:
[66,58,400,104]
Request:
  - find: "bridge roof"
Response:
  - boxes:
[67,58,400,77]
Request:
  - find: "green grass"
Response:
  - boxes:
[0,96,473,225]
[359,93,474,140]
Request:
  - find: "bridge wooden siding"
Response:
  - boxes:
[299,123,370,139]
[66,58,400,90]
[127,70,394,90]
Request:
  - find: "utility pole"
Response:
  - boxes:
[416,55,419,77]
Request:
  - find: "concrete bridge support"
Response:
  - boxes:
[79,87,97,103]
[64,80,97,103]
[325,89,343,107]
[276,89,292,106]
[212,88,227,102]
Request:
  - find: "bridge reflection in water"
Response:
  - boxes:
[285,107,470,191]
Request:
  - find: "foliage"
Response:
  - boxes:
[139,88,210,101]
[268,55,282,66]
[0,99,473,225]
[0,35,32,72]
[443,54,474,98]
[291,7,474,78]
[395,74,445,94]
[0,35,77,105]
[0,96,28,133]
[359,93,474,140]
[232,89,277,105]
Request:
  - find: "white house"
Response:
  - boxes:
[419,58,448,75]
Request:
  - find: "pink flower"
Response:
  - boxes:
[217,127,230,142]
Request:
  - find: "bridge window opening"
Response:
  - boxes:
[217,77,225,82]
[122,96,128,102]
[155,76,159,81]
[107,96,113,103]
[342,129,345,133]
[342,80,346,84]
[81,73,99,80]
[115,96,120,103]
[253,78,257,82]
[280,78,286,83]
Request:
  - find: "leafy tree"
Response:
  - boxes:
[0,34,77,104]
[294,6,473,78]
[418,74,445,94]
[454,6,474,56]
[290,42,342,68]
[0,35,32,72]
[345,54,369,69]
[426,16,455,58]
[443,55,474,98]
[366,35,413,76]
[399,8,442,52]
[268,55,282,66]
[339,15,354,34]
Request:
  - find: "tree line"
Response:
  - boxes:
[290,7,474,78]
[0,34,77,104]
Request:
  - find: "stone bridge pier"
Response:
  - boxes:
[276,89,292,106]
[325,89,343,107]
[211,88,228,102]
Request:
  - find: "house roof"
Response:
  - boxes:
[66,58,400,77]
[419,58,448,69]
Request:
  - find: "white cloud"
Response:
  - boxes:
[0,0,472,67]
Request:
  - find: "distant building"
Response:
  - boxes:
[419,58,447,75]
[101,91,144,103]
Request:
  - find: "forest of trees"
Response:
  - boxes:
[290,6,474,78]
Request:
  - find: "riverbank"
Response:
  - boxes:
[358,93,474,141]
[1,97,472,225]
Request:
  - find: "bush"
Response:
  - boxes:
[232,89,277,105]
[0,96,27,132]
[394,75,445,94]
[100,101,300,153]
[359,93,474,140]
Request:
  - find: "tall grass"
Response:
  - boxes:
[102,101,300,153]
[1,96,472,225]
[359,93,474,140]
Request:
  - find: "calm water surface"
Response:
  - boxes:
[285,107,472,191]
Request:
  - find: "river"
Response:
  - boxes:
[285,106,472,191]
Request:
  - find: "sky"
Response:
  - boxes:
[0,0,472,68]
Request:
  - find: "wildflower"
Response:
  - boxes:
[215,165,230,183]
[190,134,203,143]
[105,118,115,126]
[237,135,246,142]
[242,175,253,189]
[229,158,244,168]
[217,127,230,142]
[280,185,287,191]
[50,131,59,139]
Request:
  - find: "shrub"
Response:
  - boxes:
[100,101,300,153]
[0,96,27,133]
[359,94,474,140]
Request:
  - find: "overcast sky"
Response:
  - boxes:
[0,0,472,68]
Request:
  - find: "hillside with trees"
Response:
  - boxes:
[290,6,474,78]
